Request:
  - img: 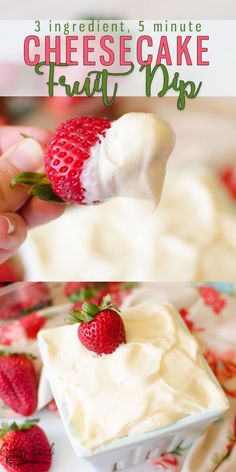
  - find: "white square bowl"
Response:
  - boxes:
[38,306,229,472]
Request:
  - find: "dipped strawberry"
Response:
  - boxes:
[0,353,38,416]
[0,419,52,471]
[12,116,111,204]
[12,113,175,206]
[68,295,126,355]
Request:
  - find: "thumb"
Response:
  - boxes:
[0,137,44,213]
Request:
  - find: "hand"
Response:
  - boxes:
[0,126,65,264]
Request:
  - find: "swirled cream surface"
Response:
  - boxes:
[38,303,228,452]
[28,166,236,281]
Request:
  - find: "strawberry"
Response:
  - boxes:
[0,324,25,346]
[45,96,91,118]
[68,295,126,355]
[66,281,137,306]
[13,283,51,314]
[0,283,51,321]
[220,167,236,200]
[199,286,226,314]
[0,419,52,471]
[0,353,38,416]
[97,282,139,308]
[0,314,46,346]
[0,255,24,285]
[0,263,20,284]
[19,314,46,340]
[64,282,100,302]
[12,116,112,204]
[98,282,132,306]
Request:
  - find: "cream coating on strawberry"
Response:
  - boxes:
[81,112,175,205]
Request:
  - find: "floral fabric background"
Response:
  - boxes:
[133,283,236,472]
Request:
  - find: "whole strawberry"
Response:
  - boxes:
[97,282,137,306]
[19,313,46,340]
[68,295,126,355]
[64,282,101,302]
[0,353,38,416]
[0,260,22,284]
[65,282,137,306]
[220,167,236,200]
[12,116,111,204]
[16,283,51,314]
[0,282,51,321]
[0,419,52,472]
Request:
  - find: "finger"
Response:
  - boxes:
[0,137,44,213]
[0,126,51,155]
[19,197,66,229]
[0,213,27,262]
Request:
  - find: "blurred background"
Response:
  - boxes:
[1,0,236,19]
[0,95,235,281]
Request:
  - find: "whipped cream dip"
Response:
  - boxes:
[38,303,228,452]
[81,112,175,205]
[29,166,236,281]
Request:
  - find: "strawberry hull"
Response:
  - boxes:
[65,281,136,307]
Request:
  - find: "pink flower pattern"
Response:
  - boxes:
[179,308,204,332]
[204,349,236,398]
[147,284,236,472]
[199,286,226,314]
[148,453,179,471]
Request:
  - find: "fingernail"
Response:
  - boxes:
[11,138,44,172]
[1,215,15,235]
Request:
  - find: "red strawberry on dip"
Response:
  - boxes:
[12,113,175,206]
[67,295,126,355]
